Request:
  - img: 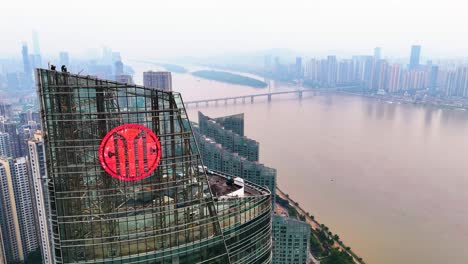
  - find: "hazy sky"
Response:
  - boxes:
[1,0,467,60]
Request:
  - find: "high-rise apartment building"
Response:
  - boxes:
[28,131,54,264]
[409,45,421,70]
[272,215,310,264]
[326,56,337,87]
[295,57,303,78]
[213,113,244,137]
[114,60,124,76]
[0,103,13,119]
[115,74,134,84]
[0,157,38,263]
[0,229,5,264]
[22,43,33,88]
[198,112,259,162]
[36,69,272,263]
[194,112,276,204]
[143,71,172,91]
[0,132,12,157]
[1,121,23,158]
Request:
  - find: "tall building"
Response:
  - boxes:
[114,60,124,76]
[59,51,70,66]
[0,229,5,264]
[195,112,276,203]
[326,56,337,87]
[198,112,259,162]
[115,74,134,84]
[388,64,402,93]
[22,43,33,87]
[272,215,310,264]
[295,57,303,79]
[0,132,12,157]
[28,132,54,264]
[213,113,244,137]
[36,69,272,263]
[429,65,439,92]
[0,157,38,263]
[143,71,172,91]
[374,47,382,60]
[409,45,421,70]
[0,103,13,119]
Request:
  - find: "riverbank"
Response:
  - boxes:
[192,70,268,88]
[276,187,364,264]
[337,90,468,111]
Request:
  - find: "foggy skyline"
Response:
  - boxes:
[1,0,468,60]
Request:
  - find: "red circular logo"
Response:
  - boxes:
[99,124,161,181]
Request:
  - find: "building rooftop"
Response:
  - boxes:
[206,169,270,198]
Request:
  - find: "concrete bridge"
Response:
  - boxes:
[184,86,359,107]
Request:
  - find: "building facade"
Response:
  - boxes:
[143,71,172,91]
[0,157,39,263]
[198,112,259,162]
[36,69,271,263]
[194,112,276,202]
[0,228,5,264]
[272,215,310,264]
[0,132,12,157]
[28,131,54,264]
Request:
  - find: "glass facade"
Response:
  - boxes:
[36,69,272,264]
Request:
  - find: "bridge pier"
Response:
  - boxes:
[215,100,218,106]
[224,99,228,105]
[251,96,254,103]
[299,91,303,99]
[242,97,246,104]
[206,101,209,107]
[268,94,272,102]
[234,98,237,104]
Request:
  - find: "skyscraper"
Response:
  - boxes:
[22,43,33,87]
[409,45,421,70]
[59,51,70,66]
[0,157,38,263]
[36,69,272,263]
[143,71,173,91]
[272,215,310,264]
[374,47,382,60]
[0,229,5,264]
[114,60,124,76]
[198,112,259,162]
[28,131,54,264]
[295,57,303,78]
[327,56,338,87]
[0,132,12,157]
[115,74,134,84]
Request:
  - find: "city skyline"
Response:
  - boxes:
[1,0,468,59]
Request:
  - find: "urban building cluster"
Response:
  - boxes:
[193,111,311,264]
[0,32,136,96]
[0,67,277,264]
[265,45,468,97]
[0,106,43,263]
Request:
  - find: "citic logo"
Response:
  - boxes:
[99,124,161,181]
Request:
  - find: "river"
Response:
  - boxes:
[133,63,468,264]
